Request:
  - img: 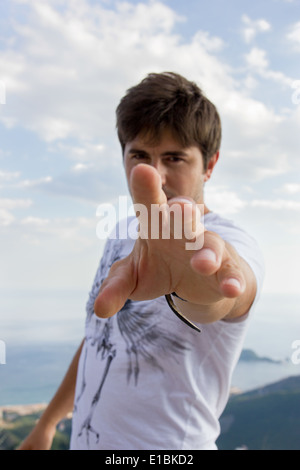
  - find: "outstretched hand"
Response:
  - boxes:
[94,164,249,321]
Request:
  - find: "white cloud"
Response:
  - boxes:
[72,162,92,172]
[0,173,54,190]
[241,15,271,44]
[251,198,300,210]
[0,198,32,226]
[244,47,294,88]
[0,0,299,296]
[192,31,225,52]
[0,0,293,191]
[287,21,300,51]
[50,142,105,163]
[245,47,269,69]
[205,186,247,215]
[0,2,276,144]
[0,211,104,290]
[280,183,300,194]
[0,198,32,210]
[0,0,186,143]
[0,209,15,226]
[19,214,95,242]
[0,170,20,183]
[18,176,53,188]
[205,188,300,216]
[255,153,290,179]
[2,209,98,248]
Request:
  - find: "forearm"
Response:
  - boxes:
[18,340,85,450]
[38,339,84,429]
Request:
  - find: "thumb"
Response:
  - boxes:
[94,256,135,318]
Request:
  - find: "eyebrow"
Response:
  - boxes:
[128,149,189,157]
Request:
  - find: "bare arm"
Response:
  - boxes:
[94,164,257,324]
[18,339,85,450]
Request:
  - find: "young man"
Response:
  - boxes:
[20,72,264,450]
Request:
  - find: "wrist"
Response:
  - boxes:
[165,293,201,333]
[37,404,68,433]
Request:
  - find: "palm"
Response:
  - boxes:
[94,164,244,318]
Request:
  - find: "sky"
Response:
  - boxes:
[0,0,300,306]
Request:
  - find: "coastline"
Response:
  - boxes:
[0,403,48,429]
[0,403,74,422]
[0,403,47,415]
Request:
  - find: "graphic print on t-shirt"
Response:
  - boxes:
[74,239,188,447]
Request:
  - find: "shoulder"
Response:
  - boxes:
[204,212,253,240]
[204,212,262,256]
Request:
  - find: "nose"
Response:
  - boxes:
[151,160,167,186]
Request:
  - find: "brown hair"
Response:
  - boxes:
[116,72,221,169]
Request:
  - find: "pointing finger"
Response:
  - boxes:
[130,164,167,208]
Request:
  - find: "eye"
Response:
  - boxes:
[165,155,184,164]
[131,153,149,161]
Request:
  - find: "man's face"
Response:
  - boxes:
[124,129,216,206]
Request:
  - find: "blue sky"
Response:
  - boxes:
[0,0,300,301]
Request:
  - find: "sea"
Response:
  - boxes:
[0,289,299,407]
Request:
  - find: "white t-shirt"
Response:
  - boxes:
[70,213,264,450]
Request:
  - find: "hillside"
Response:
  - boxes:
[0,405,71,450]
[217,375,300,450]
[239,348,282,364]
[1,375,300,450]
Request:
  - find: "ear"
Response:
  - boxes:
[204,152,219,182]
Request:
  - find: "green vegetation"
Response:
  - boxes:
[0,411,71,450]
[1,375,300,450]
[217,376,300,450]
